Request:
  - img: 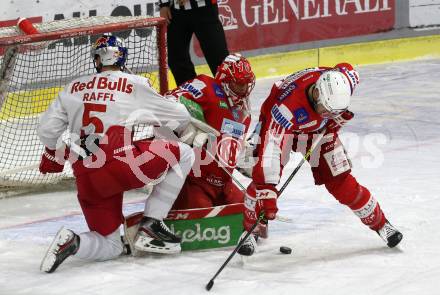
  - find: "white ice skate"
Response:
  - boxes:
[134,217,181,254]
[40,227,80,273]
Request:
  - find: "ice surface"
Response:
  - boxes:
[1,59,440,295]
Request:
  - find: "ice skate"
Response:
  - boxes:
[134,217,181,254]
[237,231,258,256]
[40,227,80,273]
[376,220,403,248]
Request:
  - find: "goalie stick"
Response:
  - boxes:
[205,127,327,291]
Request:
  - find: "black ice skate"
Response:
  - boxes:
[237,231,258,256]
[40,227,80,273]
[376,220,403,248]
[134,216,181,254]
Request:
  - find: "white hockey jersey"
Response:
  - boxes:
[38,70,190,149]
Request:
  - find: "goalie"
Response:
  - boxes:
[166,53,256,210]
[37,35,218,273]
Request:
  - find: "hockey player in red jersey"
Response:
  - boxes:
[37,35,219,273]
[167,53,256,209]
[238,63,403,256]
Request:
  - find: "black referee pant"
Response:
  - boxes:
[167,6,229,86]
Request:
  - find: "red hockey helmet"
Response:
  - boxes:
[215,53,255,111]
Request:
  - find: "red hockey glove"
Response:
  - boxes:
[39,147,69,174]
[244,183,279,225]
[255,184,279,220]
[326,110,354,133]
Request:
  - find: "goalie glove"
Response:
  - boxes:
[179,117,220,148]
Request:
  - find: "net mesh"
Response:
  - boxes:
[0,16,165,187]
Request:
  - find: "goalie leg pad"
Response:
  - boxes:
[123,212,146,257]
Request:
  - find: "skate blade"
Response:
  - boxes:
[134,236,181,254]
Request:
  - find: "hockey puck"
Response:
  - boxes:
[279,246,292,254]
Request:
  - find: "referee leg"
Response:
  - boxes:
[167,12,197,86]
[194,7,229,76]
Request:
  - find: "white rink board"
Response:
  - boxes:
[409,0,440,27]
[0,0,158,22]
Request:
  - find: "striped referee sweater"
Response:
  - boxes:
[158,0,217,10]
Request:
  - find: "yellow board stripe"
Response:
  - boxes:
[0,87,62,120]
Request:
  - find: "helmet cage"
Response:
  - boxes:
[215,54,255,111]
[91,35,128,71]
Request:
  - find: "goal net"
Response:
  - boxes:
[0,16,167,189]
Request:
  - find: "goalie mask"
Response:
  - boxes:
[313,71,351,118]
[215,53,255,111]
[91,35,128,72]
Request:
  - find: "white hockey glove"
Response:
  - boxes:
[179,117,220,148]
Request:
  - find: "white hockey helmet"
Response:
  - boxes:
[91,35,128,72]
[315,71,351,118]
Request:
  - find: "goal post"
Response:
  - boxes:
[0,16,168,188]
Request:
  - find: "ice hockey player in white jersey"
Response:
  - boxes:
[38,35,218,273]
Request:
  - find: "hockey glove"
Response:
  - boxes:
[39,147,69,174]
[326,110,354,133]
[245,183,279,224]
[255,184,279,220]
[179,117,220,148]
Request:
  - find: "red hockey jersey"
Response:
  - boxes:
[252,66,350,185]
[167,74,250,187]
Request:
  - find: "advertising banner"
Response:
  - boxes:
[195,0,395,56]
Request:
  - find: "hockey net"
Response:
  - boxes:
[0,16,167,191]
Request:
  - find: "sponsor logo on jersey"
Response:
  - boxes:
[278,82,296,101]
[206,175,225,187]
[219,101,228,109]
[71,76,133,94]
[179,96,206,122]
[293,107,309,123]
[271,104,294,129]
[217,137,242,167]
[213,84,225,98]
[180,79,205,99]
[220,118,245,138]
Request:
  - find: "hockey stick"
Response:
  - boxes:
[278,128,327,194]
[201,144,291,223]
[205,128,327,291]
[206,212,265,291]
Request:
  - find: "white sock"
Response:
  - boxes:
[144,142,194,219]
[75,228,123,261]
